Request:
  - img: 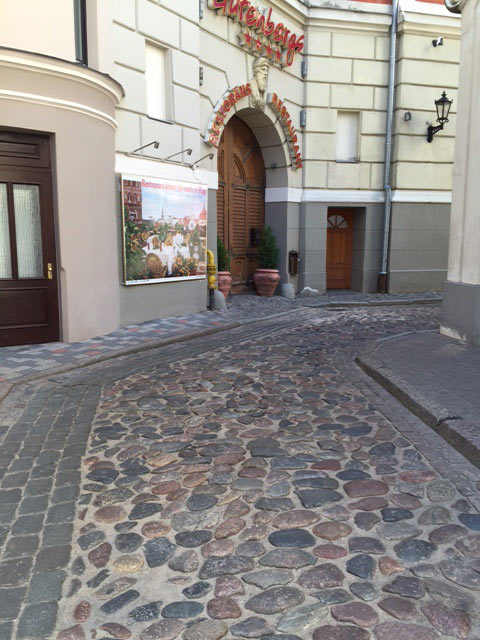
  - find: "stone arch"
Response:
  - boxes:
[234,106,290,190]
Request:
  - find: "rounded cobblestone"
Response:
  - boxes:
[47,305,479,640]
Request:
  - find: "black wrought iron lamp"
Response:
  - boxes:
[427,91,453,142]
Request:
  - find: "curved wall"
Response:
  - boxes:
[0,48,123,342]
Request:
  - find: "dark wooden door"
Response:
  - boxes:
[326,208,354,289]
[217,116,265,291]
[0,130,59,346]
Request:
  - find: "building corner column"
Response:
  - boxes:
[440,0,480,345]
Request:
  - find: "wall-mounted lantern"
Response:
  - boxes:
[427,91,453,142]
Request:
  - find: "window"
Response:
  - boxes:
[146,44,168,121]
[73,0,88,65]
[336,111,359,162]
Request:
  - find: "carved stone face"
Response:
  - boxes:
[254,63,269,93]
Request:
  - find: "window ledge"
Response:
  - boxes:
[147,115,174,125]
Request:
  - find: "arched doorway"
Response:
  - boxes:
[217,115,265,292]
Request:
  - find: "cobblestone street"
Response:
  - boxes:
[2,305,480,640]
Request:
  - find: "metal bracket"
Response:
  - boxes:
[427,123,444,142]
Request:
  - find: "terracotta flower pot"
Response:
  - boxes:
[254,268,281,297]
[218,271,232,298]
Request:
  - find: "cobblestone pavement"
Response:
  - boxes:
[0,292,440,384]
[2,304,480,640]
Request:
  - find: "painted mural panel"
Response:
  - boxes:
[122,175,207,285]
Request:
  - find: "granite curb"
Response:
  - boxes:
[356,333,480,471]
[299,297,441,309]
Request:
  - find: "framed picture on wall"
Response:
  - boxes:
[121,174,208,285]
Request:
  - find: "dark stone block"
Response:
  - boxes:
[43,523,73,547]
[5,535,39,558]
[12,515,44,535]
[16,601,58,639]
[0,621,12,640]
[0,557,33,586]
[26,571,65,604]
[34,545,71,571]
[0,587,27,619]
[51,486,80,504]
[18,496,49,515]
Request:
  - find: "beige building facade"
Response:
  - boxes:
[0,0,461,345]
[441,0,480,345]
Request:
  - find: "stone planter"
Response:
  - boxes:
[254,269,280,297]
[217,271,232,298]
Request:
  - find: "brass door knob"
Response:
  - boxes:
[47,263,53,280]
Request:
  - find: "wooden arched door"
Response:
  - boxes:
[217,115,265,291]
[326,208,354,289]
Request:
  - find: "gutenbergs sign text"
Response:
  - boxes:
[208,0,304,67]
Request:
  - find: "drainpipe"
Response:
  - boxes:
[378,0,399,293]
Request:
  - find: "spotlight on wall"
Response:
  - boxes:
[301,60,308,79]
[190,152,214,167]
[300,109,307,129]
[404,111,412,122]
[432,36,444,47]
[427,91,453,142]
[130,140,159,155]
[162,148,193,161]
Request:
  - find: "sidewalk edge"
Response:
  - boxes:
[356,353,480,470]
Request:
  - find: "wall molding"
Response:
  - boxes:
[0,47,124,103]
[0,89,118,129]
[265,188,452,204]
[392,190,452,203]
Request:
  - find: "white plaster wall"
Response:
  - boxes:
[0,53,122,342]
[0,0,76,61]
[446,0,480,286]
[392,17,460,194]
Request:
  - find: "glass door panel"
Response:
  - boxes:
[13,184,44,279]
[0,183,12,278]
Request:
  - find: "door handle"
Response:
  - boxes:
[47,263,53,280]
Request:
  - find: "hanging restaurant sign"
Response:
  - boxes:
[268,93,303,169]
[208,0,304,67]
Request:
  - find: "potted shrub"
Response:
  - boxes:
[254,226,281,296]
[217,236,232,298]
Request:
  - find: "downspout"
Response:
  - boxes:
[378,0,399,293]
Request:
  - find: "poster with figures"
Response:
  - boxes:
[121,175,208,285]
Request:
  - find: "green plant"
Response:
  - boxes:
[217,235,231,271]
[257,226,279,269]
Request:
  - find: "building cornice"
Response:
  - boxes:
[398,11,461,34]
[0,47,124,104]
[265,187,452,203]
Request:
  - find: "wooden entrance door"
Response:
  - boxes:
[217,116,265,290]
[0,130,59,346]
[326,208,354,289]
